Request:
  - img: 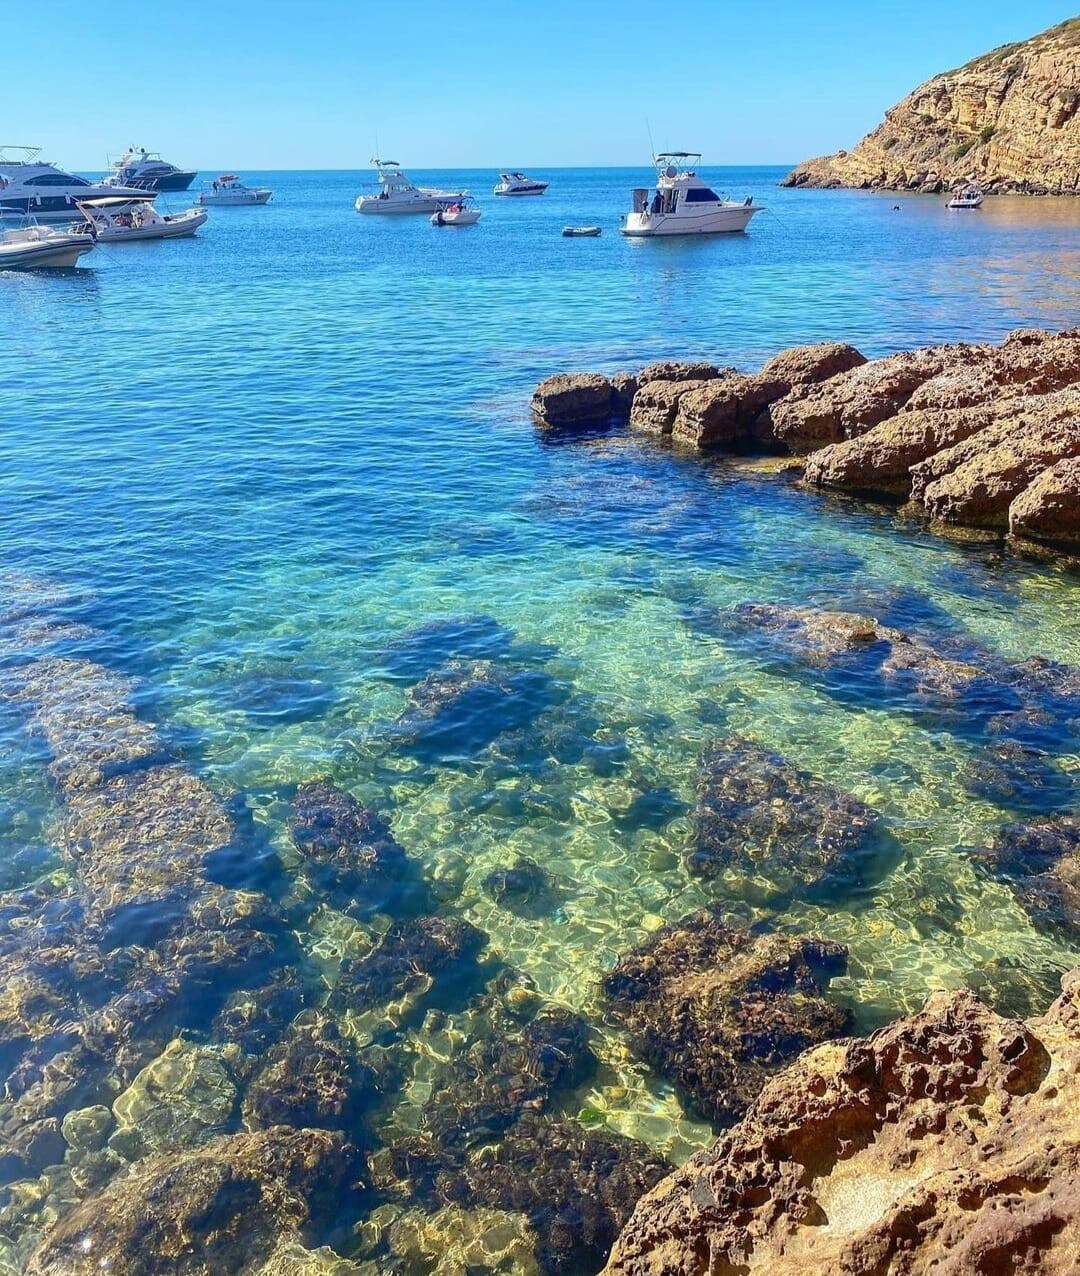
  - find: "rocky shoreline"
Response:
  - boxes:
[531,326,1080,556]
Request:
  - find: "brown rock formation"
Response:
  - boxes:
[783,18,1080,195]
[1010,455,1080,547]
[604,970,1080,1275]
[531,373,617,427]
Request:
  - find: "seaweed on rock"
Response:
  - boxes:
[972,814,1080,940]
[436,1116,669,1276]
[23,1127,363,1276]
[482,858,566,920]
[289,782,427,918]
[601,910,851,1127]
[689,735,884,900]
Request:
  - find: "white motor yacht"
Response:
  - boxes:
[0,221,95,268]
[198,176,272,206]
[0,146,151,222]
[431,197,482,226]
[104,146,197,192]
[76,198,207,241]
[621,153,762,237]
[493,171,548,196]
[355,159,467,214]
[947,185,984,209]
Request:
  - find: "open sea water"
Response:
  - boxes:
[2,166,1080,1266]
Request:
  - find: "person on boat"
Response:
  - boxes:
[651,192,663,215]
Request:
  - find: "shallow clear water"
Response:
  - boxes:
[2,167,1080,1260]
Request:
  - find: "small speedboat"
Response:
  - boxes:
[0,222,95,268]
[198,176,272,206]
[947,186,984,209]
[562,225,601,237]
[431,197,482,226]
[76,198,207,241]
[494,171,548,196]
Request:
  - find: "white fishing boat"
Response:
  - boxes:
[0,221,95,269]
[76,198,207,242]
[493,171,548,196]
[0,145,150,222]
[431,197,482,226]
[355,159,467,214]
[198,176,272,206]
[621,152,762,237]
[947,185,984,209]
[103,146,197,192]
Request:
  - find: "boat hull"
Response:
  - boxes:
[356,195,460,214]
[95,209,208,241]
[493,185,548,196]
[431,210,481,225]
[0,238,94,268]
[198,190,272,206]
[621,205,761,236]
[1,185,155,223]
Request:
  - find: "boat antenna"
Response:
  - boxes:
[645,119,656,164]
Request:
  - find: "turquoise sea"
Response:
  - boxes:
[2,166,1080,1270]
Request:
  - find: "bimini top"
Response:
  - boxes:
[0,145,45,165]
[371,158,400,168]
[655,152,701,160]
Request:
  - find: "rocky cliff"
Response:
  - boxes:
[604,969,1080,1275]
[783,18,1080,194]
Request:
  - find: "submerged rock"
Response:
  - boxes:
[371,1204,541,1275]
[24,1127,360,1276]
[604,975,1073,1276]
[242,1011,376,1133]
[289,782,419,917]
[390,659,561,765]
[440,1115,669,1276]
[378,615,519,684]
[330,916,489,1022]
[689,736,882,899]
[602,911,850,1127]
[959,739,1075,815]
[973,814,1080,940]
[482,857,564,920]
[110,1037,238,1159]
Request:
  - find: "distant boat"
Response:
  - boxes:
[431,197,482,226]
[0,220,95,268]
[104,146,197,192]
[562,226,601,237]
[355,159,468,214]
[198,176,272,206]
[947,185,984,209]
[621,152,762,237]
[76,198,207,241]
[494,171,548,196]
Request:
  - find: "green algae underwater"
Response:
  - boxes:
[2,170,1080,1274]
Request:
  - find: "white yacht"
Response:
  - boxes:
[493,171,548,196]
[198,176,272,206]
[947,185,984,209]
[104,146,197,192]
[0,146,151,222]
[0,221,96,268]
[355,159,467,214]
[621,153,762,237]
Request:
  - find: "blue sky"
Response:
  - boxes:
[4,2,1072,170]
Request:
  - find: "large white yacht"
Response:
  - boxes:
[104,146,197,192]
[621,153,763,237]
[0,146,151,222]
[354,159,468,214]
